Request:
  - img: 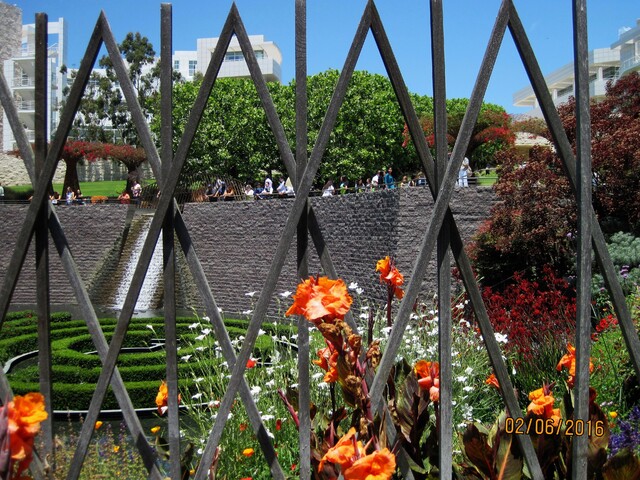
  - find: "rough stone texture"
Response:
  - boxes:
[1,187,497,316]
[0,203,129,306]
[0,3,21,150]
[0,152,66,186]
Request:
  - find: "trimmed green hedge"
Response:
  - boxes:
[2,312,295,410]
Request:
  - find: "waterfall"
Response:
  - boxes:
[112,215,164,311]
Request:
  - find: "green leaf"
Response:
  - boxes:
[461,423,496,479]
[602,449,640,480]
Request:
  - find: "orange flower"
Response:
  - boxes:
[319,427,364,473]
[485,373,500,390]
[150,426,161,435]
[246,358,257,369]
[276,418,282,431]
[313,346,339,383]
[376,257,404,299]
[414,360,440,402]
[286,276,353,323]
[242,448,255,458]
[95,421,103,430]
[239,423,248,432]
[556,343,594,388]
[343,448,397,480]
[7,392,48,475]
[527,386,561,426]
[155,380,181,415]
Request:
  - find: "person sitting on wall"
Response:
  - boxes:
[277,177,287,197]
[244,184,254,198]
[222,183,236,201]
[118,190,131,204]
[132,181,142,204]
[65,186,76,205]
[205,183,216,202]
[75,189,84,204]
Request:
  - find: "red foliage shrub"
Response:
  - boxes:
[481,265,576,363]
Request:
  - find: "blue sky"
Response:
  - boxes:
[12,0,639,114]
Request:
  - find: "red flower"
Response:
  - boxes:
[376,256,404,299]
[276,418,282,431]
[485,373,500,390]
[246,358,257,369]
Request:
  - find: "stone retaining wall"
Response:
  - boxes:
[1,187,497,316]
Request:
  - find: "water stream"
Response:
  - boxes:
[112,215,164,311]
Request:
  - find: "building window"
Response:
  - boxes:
[558,84,573,97]
[173,60,180,71]
[224,51,243,62]
[254,50,265,60]
[189,60,197,76]
[602,66,619,80]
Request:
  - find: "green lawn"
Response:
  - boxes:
[9,180,128,198]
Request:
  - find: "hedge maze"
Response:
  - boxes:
[1,311,293,412]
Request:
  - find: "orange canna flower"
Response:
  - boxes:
[95,421,103,430]
[286,276,353,323]
[242,448,255,458]
[485,373,500,390]
[319,427,364,473]
[376,256,405,299]
[7,392,48,471]
[527,386,561,426]
[556,343,594,388]
[414,360,440,402]
[246,358,257,369]
[313,346,340,383]
[343,448,397,480]
[156,381,169,415]
[239,423,248,432]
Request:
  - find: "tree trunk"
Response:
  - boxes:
[62,159,80,195]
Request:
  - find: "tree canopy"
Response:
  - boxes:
[153,69,511,186]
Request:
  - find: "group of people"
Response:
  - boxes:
[244,176,295,200]
[205,179,236,202]
[50,187,85,205]
[322,167,425,196]
[117,181,142,204]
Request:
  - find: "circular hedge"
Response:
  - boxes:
[1,311,294,411]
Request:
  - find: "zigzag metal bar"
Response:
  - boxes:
[34,13,54,463]
[68,8,246,479]
[369,1,544,477]
[429,0,453,475]
[0,12,104,329]
[0,74,35,184]
[173,211,285,478]
[159,5,181,478]
[506,2,640,382]
[64,12,189,480]
[572,1,593,476]
[100,13,163,181]
[194,5,374,478]
[294,0,311,476]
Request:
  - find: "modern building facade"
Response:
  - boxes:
[513,18,640,117]
[612,18,640,76]
[2,17,67,152]
[0,3,22,150]
[173,34,282,83]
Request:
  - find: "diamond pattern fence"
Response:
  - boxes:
[0,1,639,479]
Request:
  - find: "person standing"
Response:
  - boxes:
[384,167,395,189]
[132,181,142,204]
[458,157,471,187]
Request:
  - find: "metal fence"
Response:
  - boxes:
[0,1,639,479]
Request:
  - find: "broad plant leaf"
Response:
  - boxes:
[602,448,640,480]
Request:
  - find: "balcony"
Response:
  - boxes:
[620,55,640,75]
[12,77,35,88]
[16,100,36,111]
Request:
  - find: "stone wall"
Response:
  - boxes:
[0,152,67,186]
[0,187,497,315]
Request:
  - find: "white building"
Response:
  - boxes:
[173,34,282,83]
[612,18,640,76]
[2,18,67,152]
[512,47,620,118]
